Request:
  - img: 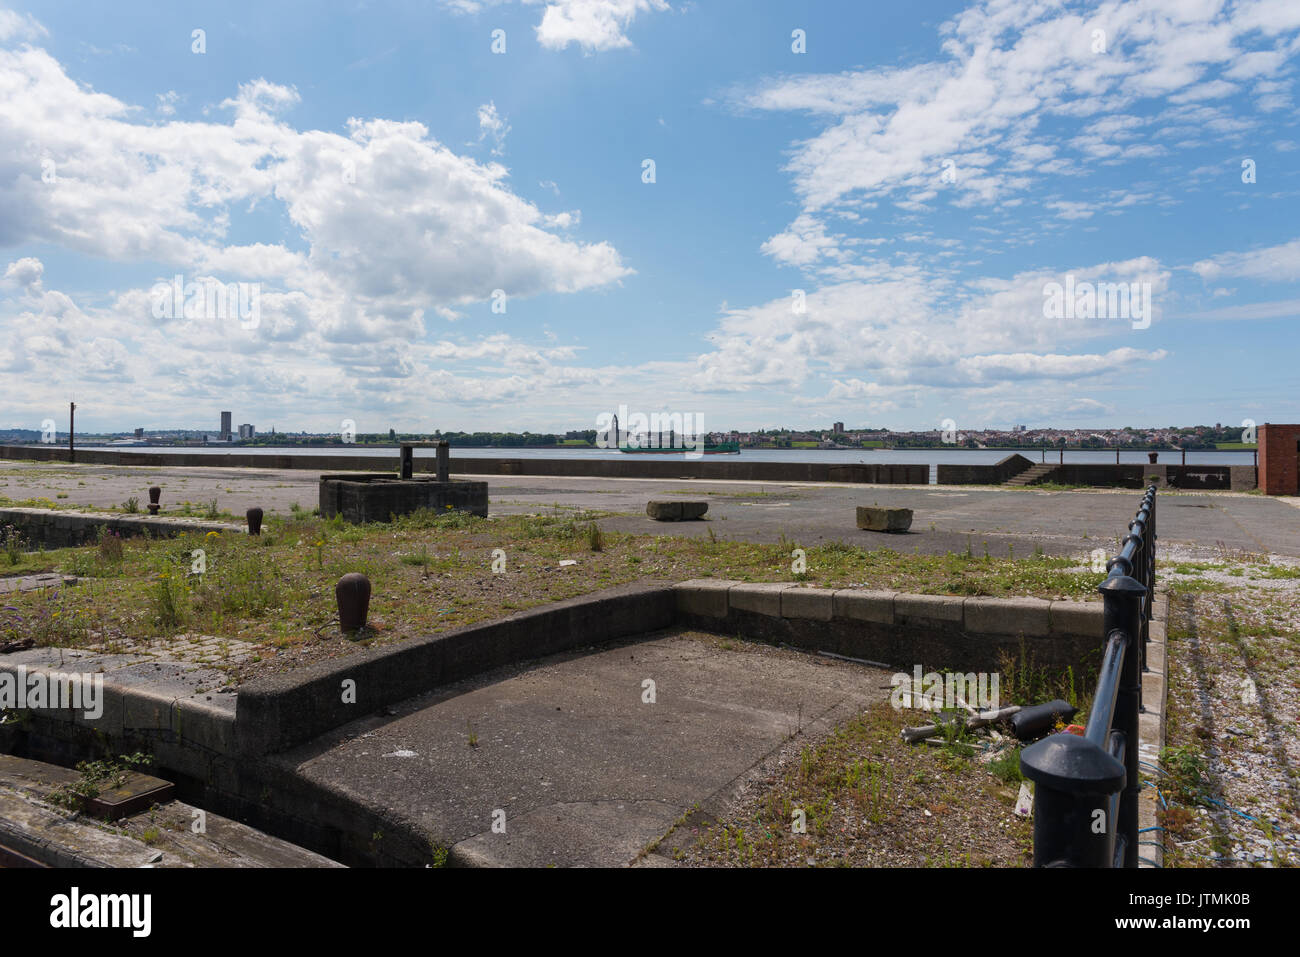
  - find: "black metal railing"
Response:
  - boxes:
[1020,485,1157,867]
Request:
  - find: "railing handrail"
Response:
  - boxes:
[1020,486,1157,867]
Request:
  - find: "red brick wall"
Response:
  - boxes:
[1259,424,1300,495]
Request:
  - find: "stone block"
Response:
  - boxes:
[964,597,1051,636]
[1048,600,1103,637]
[122,687,178,734]
[832,589,896,624]
[175,695,237,754]
[672,579,738,618]
[856,506,912,532]
[729,582,790,616]
[894,593,964,624]
[781,587,834,621]
[646,500,708,521]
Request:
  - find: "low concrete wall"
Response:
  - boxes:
[0,443,391,471]
[936,453,1033,485]
[0,506,239,548]
[937,458,1257,491]
[0,444,926,485]
[1157,464,1255,491]
[1229,465,1258,491]
[233,583,676,756]
[2,444,1258,490]
[448,457,927,484]
[0,579,1108,866]
[673,580,1104,675]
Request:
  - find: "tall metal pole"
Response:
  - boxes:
[69,401,76,464]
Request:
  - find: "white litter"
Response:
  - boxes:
[1015,781,1034,817]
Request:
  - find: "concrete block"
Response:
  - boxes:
[832,589,896,625]
[729,582,790,616]
[122,687,178,734]
[856,506,912,532]
[894,593,964,624]
[175,695,236,754]
[1144,638,1165,673]
[781,587,834,621]
[672,579,738,618]
[1049,600,1104,637]
[646,500,708,521]
[964,597,1051,636]
[77,681,125,737]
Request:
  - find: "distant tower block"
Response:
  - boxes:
[220,411,232,441]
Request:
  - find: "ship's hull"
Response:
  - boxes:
[618,444,739,455]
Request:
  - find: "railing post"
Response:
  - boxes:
[1020,724,1126,866]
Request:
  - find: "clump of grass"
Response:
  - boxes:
[586,521,604,552]
[997,640,1094,710]
[988,747,1024,784]
[1161,744,1210,806]
[400,544,432,569]
[204,498,220,520]
[390,504,488,535]
[188,537,286,623]
[150,571,186,630]
[97,526,124,563]
[2,524,23,565]
[123,496,139,514]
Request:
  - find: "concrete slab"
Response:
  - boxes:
[286,630,892,867]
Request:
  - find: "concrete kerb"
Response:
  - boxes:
[233,583,676,756]
[0,659,237,755]
[6,582,1108,766]
[1138,588,1170,869]
[672,580,1104,671]
[1,579,1119,868]
[0,506,242,549]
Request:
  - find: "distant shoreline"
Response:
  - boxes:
[12,442,1255,454]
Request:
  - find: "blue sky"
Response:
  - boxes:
[1,0,1298,435]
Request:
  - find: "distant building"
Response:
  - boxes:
[134,427,144,438]
[220,411,232,441]
[238,423,255,440]
[833,421,845,433]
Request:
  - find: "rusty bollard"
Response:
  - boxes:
[336,573,371,634]
[246,507,263,536]
[147,486,161,515]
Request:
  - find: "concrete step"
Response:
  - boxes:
[1004,463,1060,486]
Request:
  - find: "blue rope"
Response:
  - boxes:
[1204,796,1262,823]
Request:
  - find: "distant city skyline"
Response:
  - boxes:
[1,2,1298,434]
[0,419,1259,447]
